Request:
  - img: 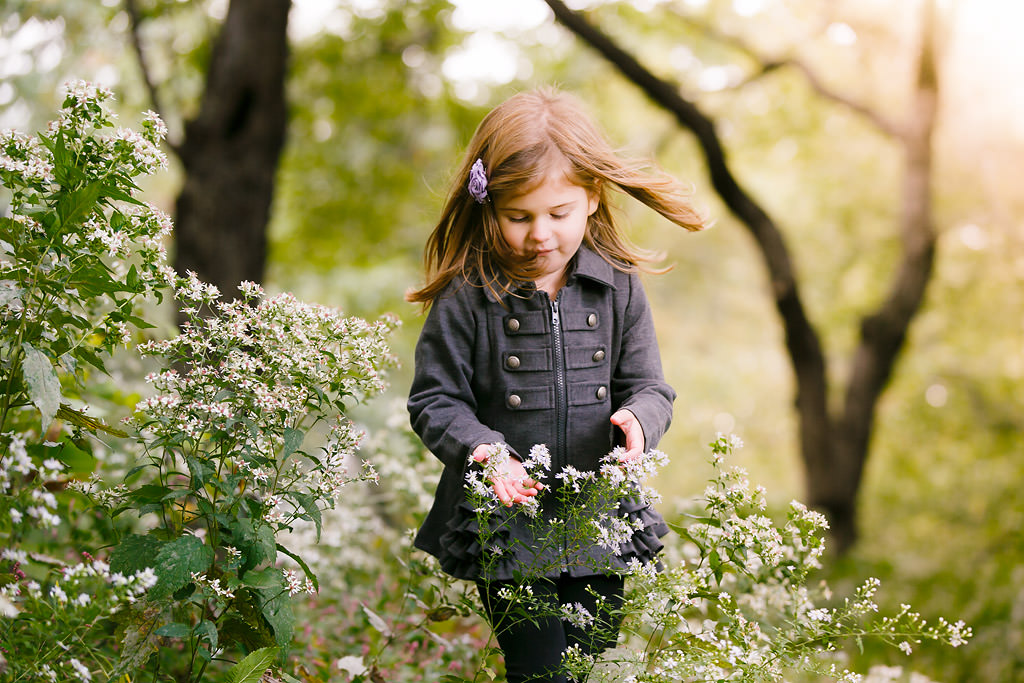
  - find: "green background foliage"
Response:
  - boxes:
[2,0,1022,680]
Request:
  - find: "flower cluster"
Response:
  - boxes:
[458,434,971,683]
[131,278,398,527]
[190,571,236,600]
[0,129,54,185]
[0,550,157,681]
[2,434,67,530]
[465,442,550,518]
[283,568,317,596]
[584,435,971,682]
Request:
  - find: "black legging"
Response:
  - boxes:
[477,573,625,683]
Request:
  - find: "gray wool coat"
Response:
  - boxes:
[408,246,675,580]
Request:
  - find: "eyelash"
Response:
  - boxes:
[508,213,568,223]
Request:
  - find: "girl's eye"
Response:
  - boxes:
[508,216,530,223]
[551,213,568,220]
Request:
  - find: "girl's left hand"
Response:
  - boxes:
[472,444,544,506]
[610,408,645,462]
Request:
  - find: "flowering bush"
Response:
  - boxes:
[589,435,971,682]
[0,82,397,682]
[1,80,174,680]
[103,275,396,678]
[356,434,970,683]
[462,441,667,579]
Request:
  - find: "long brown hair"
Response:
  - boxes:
[407,87,706,305]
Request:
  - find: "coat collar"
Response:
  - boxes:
[482,246,618,303]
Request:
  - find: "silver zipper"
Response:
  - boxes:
[550,296,569,573]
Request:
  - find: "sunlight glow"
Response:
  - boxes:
[826,22,857,46]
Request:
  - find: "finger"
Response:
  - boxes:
[493,480,512,506]
[472,445,490,462]
[512,484,538,498]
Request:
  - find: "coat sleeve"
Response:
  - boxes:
[407,286,507,471]
[612,273,676,450]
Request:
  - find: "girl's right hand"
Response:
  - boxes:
[472,444,544,506]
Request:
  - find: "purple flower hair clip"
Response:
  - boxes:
[468,158,489,204]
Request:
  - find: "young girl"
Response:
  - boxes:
[407,87,705,682]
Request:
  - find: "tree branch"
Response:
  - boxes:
[543,0,831,469]
[677,15,903,138]
[836,0,939,496]
[123,0,182,153]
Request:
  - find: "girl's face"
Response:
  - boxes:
[495,159,598,295]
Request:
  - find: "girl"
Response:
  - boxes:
[407,87,705,682]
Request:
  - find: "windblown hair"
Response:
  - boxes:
[407,87,707,305]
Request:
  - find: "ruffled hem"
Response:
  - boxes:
[608,495,669,570]
[437,500,532,580]
[436,495,670,580]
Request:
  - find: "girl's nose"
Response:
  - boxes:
[528,219,552,243]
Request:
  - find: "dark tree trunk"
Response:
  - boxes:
[172,0,292,297]
[544,0,938,553]
[821,3,939,551]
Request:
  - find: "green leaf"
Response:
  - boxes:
[108,602,163,680]
[127,314,156,329]
[224,647,279,683]
[21,343,60,431]
[110,534,166,577]
[128,484,174,504]
[256,523,277,565]
[125,463,152,480]
[193,620,218,651]
[126,263,140,290]
[709,549,724,584]
[241,567,283,590]
[42,438,96,475]
[261,588,294,650]
[56,181,103,229]
[56,403,129,437]
[276,544,319,592]
[154,622,191,638]
[186,455,215,489]
[219,589,277,651]
[289,491,322,542]
[281,428,304,459]
[148,535,214,600]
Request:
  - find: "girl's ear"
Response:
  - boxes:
[586,186,600,217]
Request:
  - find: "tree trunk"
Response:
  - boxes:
[172,0,291,298]
[544,0,939,553]
[816,2,939,551]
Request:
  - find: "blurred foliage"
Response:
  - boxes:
[267,0,483,314]
[2,1,1022,681]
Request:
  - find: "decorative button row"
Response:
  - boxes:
[506,314,596,332]
[507,387,606,408]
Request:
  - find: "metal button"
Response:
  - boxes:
[506,355,521,369]
[586,313,598,327]
[507,318,520,333]
[592,349,605,362]
[507,394,522,408]
[596,386,607,400]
